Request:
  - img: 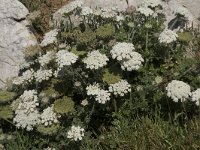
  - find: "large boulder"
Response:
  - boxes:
[0,0,37,89]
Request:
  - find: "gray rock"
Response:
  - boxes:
[0,0,37,89]
[53,0,200,27]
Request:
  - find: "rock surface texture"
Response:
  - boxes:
[0,0,37,89]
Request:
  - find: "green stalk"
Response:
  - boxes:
[112,98,117,112]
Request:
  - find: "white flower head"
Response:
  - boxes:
[40,29,58,47]
[191,89,200,106]
[81,99,89,106]
[40,105,60,126]
[67,125,84,141]
[111,42,135,61]
[13,110,40,131]
[81,6,93,16]
[159,29,178,44]
[166,80,191,102]
[38,51,55,67]
[95,90,111,104]
[13,69,34,85]
[137,6,154,17]
[19,61,34,70]
[56,49,78,71]
[116,14,125,22]
[35,69,53,83]
[121,52,144,71]
[83,50,109,70]
[93,8,103,16]
[13,90,40,131]
[109,80,131,96]
[86,83,101,96]
[14,90,39,113]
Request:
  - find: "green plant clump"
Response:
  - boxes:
[1,0,200,149]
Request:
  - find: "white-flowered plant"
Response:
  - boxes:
[111,42,135,61]
[13,69,34,85]
[83,50,109,70]
[95,90,111,104]
[191,89,200,106]
[4,0,200,147]
[67,125,85,141]
[38,51,55,67]
[81,6,93,16]
[55,49,78,71]
[40,29,58,47]
[109,80,131,96]
[13,90,40,131]
[86,83,100,96]
[40,105,60,126]
[121,52,144,71]
[166,80,191,102]
[35,69,53,83]
[158,29,178,44]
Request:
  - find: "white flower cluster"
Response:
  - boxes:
[38,51,55,67]
[35,69,53,83]
[109,80,131,96]
[13,90,40,131]
[142,0,163,8]
[137,0,163,17]
[40,105,60,126]
[55,50,78,71]
[67,125,85,141]
[86,83,100,96]
[13,69,34,85]
[121,52,144,71]
[19,61,34,70]
[175,6,194,21]
[93,8,103,16]
[137,6,154,17]
[111,42,135,61]
[159,29,178,44]
[86,83,110,104]
[81,6,93,16]
[101,8,117,18]
[81,99,89,106]
[111,42,144,71]
[40,29,58,47]
[83,50,109,70]
[166,80,191,102]
[58,0,84,15]
[191,89,200,106]
[116,14,125,22]
[95,89,111,104]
